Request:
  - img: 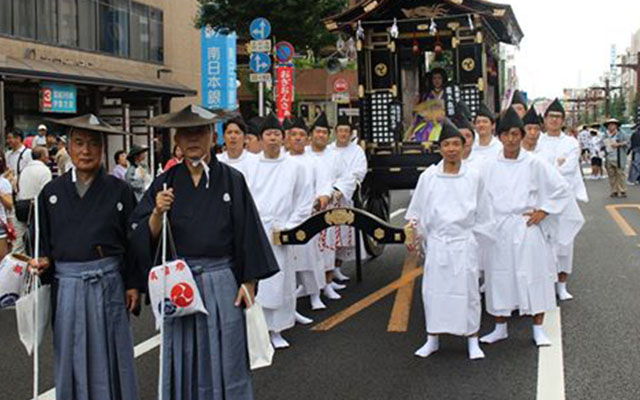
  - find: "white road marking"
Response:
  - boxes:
[32,334,162,400]
[536,307,565,400]
[390,208,407,219]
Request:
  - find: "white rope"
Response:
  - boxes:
[158,183,168,400]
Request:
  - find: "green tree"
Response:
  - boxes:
[196,0,348,55]
[610,93,626,121]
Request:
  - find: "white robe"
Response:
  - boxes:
[328,142,368,260]
[288,152,333,296]
[483,150,573,317]
[216,150,259,189]
[406,163,494,336]
[535,133,587,274]
[472,136,503,160]
[253,152,312,332]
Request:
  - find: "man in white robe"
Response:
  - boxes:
[473,102,503,159]
[452,110,482,170]
[253,113,313,349]
[407,119,494,360]
[287,116,333,317]
[536,99,587,300]
[330,115,368,280]
[217,117,259,188]
[307,113,355,300]
[521,106,543,153]
[480,107,574,347]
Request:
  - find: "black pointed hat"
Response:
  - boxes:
[282,117,295,131]
[497,106,524,135]
[260,112,283,135]
[438,118,465,144]
[475,102,495,122]
[454,101,473,122]
[311,112,330,130]
[511,90,527,107]
[544,98,565,118]
[522,106,541,126]
[451,109,475,135]
[336,114,352,129]
[246,116,264,137]
[291,116,309,132]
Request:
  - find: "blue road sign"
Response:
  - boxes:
[250,53,272,73]
[250,18,271,40]
[275,41,295,64]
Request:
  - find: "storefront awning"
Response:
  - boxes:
[0,54,196,97]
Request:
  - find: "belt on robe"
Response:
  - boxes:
[185,256,233,275]
[495,213,529,245]
[427,233,474,275]
[55,256,121,281]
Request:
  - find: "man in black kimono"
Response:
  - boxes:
[30,114,141,400]
[131,104,279,400]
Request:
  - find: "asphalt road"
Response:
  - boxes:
[1,177,639,399]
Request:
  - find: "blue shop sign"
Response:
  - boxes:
[40,83,77,114]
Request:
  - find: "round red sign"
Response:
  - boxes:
[333,78,349,93]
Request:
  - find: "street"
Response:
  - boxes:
[1,178,639,400]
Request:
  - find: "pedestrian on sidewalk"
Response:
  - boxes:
[627,124,640,185]
[603,118,629,198]
[30,114,142,400]
[588,129,605,180]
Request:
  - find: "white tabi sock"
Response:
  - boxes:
[331,281,347,291]
[270,331,290,349]
[323,284,342,300]
[310,293,326,310]
[295,311,313,325]
[533,325,552,347]
[467,337,485,360]
[333,267,350,281]
[480,322,508,344]
[414,335,439,358]
[556,282,573,301]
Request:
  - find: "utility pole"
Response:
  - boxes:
[590,77,622,119]
[614,51,640,121]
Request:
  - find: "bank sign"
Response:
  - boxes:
[201,27,237,110]
[40,83,77,113]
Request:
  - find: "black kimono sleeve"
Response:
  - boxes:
[228,168,279,284]
[35,191,55,285]
[120,184,146,291]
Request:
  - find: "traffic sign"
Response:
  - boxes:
[275,41,295,64]
[250,18,271,40]
[249,39,271,53]
[250,73,272,83]
[333,78,349,93]
[250,53,272,73]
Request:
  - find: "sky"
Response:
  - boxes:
[509,0,640,99]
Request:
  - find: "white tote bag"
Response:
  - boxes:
[242,285,274,370]
[0,253,30,308]
[15,273,51,355]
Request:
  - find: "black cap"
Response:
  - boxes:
[336,114,352,129]
[522,106,541,126]
[544,98,565,118]
[282,117,295,131]
[291,116,309,132]
[438,118,465,145]
[311,112,330,130]
[451,109,475,135]
[497,107,524,135]
[260,113,283,135]
[511,90,527,107]
[455,101,473,122]
[247,116,263,137]
[475,102,495,122]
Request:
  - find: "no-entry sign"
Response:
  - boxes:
[333,78,349,93]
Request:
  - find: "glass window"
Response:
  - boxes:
[0,0,12,35]
[78,0,97,50]
[149,7,163,62]
[37,0,57,43]
[57,0,77,47]
[99,0,130,57]
[130,2,149,60]
[13,0,36,39]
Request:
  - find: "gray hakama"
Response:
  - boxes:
[54,257,139,400]
[162,257,253,400]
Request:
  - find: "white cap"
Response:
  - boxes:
[37,124,47,131]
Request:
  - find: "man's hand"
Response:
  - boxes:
[125,289,140,315]
[28,257,51,276]
[235,281,256,309]
[332,190,343,203]
[524,209,548,226]
[315,195,330,211]
[154,188,175,215]
[557,157,566,166]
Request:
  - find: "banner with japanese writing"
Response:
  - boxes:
[201,28,237,110]
[276,65,294,121]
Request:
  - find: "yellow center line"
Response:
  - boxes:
[387,251,420,332]
[312,266,424,332]
[606,204,640,236]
